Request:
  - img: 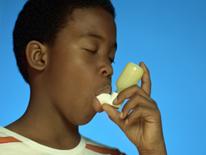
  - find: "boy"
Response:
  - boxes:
[0,0,167,154]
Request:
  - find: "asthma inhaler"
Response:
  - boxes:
[96,62,144,108]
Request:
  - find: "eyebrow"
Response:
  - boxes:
[80,32,117,51]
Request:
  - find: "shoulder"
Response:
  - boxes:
[0,127,30,154]
[0,127,22,144]
[82,136,126,155]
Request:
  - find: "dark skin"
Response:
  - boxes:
[6,7,166,154]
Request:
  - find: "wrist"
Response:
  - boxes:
[139,150,167,155]
[138,142,167,155]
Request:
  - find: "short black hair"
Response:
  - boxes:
[13,0,115,84]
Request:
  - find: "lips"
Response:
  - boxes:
[96,85,112,96]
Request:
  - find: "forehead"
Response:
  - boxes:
[57,7,116,43]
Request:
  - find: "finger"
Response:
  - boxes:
[114,85,152,106]
[102,104,124,127]
[114,85,141,106]
[131,85,153,102]
[139,62,151,96]
[125,105,160,126]
[121,95,157,119]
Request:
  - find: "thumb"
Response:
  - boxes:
[102,104,122,126]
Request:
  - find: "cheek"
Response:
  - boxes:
[46,63,97,120]
[45,50,99,122]
[47,55,95,92]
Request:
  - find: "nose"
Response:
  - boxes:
[99,63,113,78]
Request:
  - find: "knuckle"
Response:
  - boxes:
[138,105,145,111]
[151,100,158,108]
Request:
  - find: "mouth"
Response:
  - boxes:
[95,85,112,96]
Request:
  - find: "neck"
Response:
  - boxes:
[6,87,81,149]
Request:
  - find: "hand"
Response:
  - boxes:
[102,62,167,155]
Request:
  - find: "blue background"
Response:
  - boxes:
[1,0,206,154]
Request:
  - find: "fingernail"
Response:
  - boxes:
[102,104,106,110]
[102,104,109,111]
[120,112,124,119]
[139,62,144,66]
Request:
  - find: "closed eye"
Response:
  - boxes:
[83,48,97,54]
[83,48,115,64]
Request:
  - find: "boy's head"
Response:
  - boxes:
[13,0,117,125]
[13,0,115,84]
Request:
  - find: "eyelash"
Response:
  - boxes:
[84,49,115,64]
[84,49,97,54]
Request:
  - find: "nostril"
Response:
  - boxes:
[99,63,113,77]
[102,69,107,75]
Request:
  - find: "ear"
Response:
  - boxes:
[25,40,48,71]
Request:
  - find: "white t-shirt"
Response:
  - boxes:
[0,127,124,155]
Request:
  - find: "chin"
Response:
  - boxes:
[78,111,97,125]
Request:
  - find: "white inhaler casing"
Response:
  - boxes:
[96,62,144,108]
